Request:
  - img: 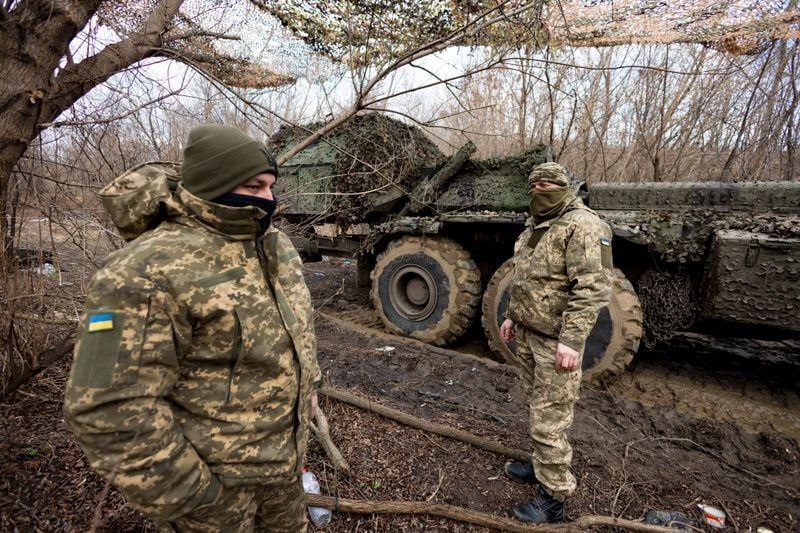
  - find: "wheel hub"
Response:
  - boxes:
[388,265,438,321]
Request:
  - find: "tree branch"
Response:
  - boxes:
[276,0,540,165]
[305,494,677,532]
[40,0,185,125]
[311,406,350,476]
[40,88,181,127]
[319,386,530,462]
[163,30,241,43]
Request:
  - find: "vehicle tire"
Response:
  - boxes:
[371,236,481,345]
[481,262,642,383]
[481,259,516,362]
[581,268,643,384]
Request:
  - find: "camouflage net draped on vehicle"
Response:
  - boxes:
[637,269,698,349]
[269,114,445,226]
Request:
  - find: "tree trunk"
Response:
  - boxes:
[0,0,187,395]
[0,0,185,263]
[0,0,103,260]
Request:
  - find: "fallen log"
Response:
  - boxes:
[1,334,75,401]
[311,406,351,476]
[319,386,530,462]
[305,494,677,532]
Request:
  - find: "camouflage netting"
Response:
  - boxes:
[98,1,293,89]
[601,210,800,263]
[637,269,698,348]
[547,0,800,54]
[270,113,446,225]
[261,0,800,60]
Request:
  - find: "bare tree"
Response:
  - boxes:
[0,0,291,264]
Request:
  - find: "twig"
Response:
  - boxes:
[312,279,345,320]
[717,500,740,532]
[39,89,182,128]
[311,406,351,476]
[425,468,444,502]
[0,309,78,325]
[89,479,113,533]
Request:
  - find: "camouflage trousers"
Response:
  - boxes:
[158,478,307,533]
[510,327,582,502]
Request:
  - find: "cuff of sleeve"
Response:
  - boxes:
[557,333,584,353]
[195,475,223,510]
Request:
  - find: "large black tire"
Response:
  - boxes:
[371,236,481,345]
[481,261,642,383]
[481,259,517,362]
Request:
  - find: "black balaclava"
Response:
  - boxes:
[212,192,278,233]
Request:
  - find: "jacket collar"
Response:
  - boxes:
[177,184,266,240]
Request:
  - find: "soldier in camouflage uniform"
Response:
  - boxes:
[64,124,321,532]
[499,162,612,524]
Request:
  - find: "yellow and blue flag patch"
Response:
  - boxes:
[88,313,114,333]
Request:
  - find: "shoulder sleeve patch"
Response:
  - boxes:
[600,237,613,267]
[88,313,115,332]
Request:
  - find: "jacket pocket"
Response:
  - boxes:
[509,281,562,338]
[71,300,150,388]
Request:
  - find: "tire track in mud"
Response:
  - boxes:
[320,307,800,443]
[608,354,800,443]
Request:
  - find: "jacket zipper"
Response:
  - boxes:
[255,234,304,470]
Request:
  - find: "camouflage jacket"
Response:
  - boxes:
[63,162,321,521]
[506,196,613,352]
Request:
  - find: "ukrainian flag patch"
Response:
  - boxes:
[600,237,611,246]
[88,313,114,332]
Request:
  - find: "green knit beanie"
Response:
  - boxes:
[180,124,278,200]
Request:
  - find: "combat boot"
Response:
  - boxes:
[513,492,566,524]
[504,461,537,485]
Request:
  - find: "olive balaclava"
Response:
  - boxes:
[528,162,574,221]
[181,124,278,201]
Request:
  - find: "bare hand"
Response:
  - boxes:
[500,318,516,344]
[555,343,580,372]
[311,391,318,419]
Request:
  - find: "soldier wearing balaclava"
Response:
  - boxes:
[500,162,613,524]
[65,124,320,531]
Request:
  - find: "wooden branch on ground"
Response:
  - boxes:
[305,494,676,533]
[1,335,75,401]
[319,386,530,462]
[311,406,350,476]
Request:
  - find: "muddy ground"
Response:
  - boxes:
[1,257,799,531]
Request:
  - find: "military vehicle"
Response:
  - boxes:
[271,114,800,382]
